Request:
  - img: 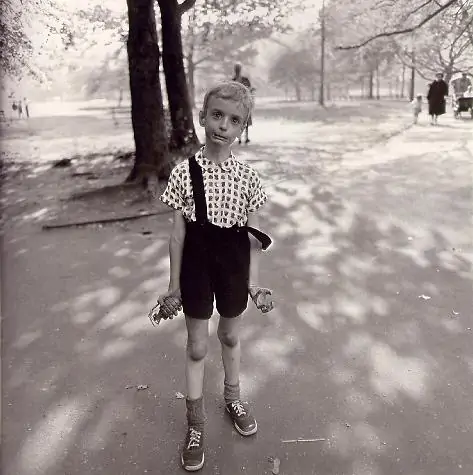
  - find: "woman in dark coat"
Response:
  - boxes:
[427,73,449,125]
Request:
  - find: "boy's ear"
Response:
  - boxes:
[199,110,205,127]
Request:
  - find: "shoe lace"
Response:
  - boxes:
[187,428,202,449]
[231,401,247,417]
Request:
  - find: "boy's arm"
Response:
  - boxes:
[168,210,186,292]
[246,211,262,286]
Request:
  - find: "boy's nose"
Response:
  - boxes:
[219,117,229,130]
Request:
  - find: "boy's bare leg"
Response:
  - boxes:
[218,314,258,435]
[185,316,210,400]
[182,317,208,471]
[217,315,242,387]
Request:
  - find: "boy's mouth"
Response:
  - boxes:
[212,133,229,142]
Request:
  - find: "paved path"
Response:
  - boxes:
[2,112,472,475]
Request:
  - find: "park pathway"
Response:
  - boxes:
[2,107,472,475]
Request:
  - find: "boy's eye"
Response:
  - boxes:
[232,117,241,124]
[212,111,222,118]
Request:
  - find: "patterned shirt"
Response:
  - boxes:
[160,148,267,227]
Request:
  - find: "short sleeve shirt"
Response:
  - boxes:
[160,148,267,227]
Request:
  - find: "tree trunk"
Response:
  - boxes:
[368,69,374,99]
[319,0,326,107]
[376,62,380,100]
[444,63,454,84]
[186,6,197,108]
[295,83,302,101]
[401,63,406,98]
[187,54,196,108]
[157,0,199,151]
[126,0,170,183]
[409,51,415,102]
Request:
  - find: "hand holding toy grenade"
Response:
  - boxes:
[249,285,274,313]
[148,286,274,326]
[148,291,183,326]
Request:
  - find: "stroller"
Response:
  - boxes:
[450,73,473,119]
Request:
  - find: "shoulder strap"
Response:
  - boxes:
[188,155,273,250]
[188,155,208,225]
[244,225,272,251]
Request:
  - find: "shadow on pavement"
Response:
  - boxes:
[2,116,473,475]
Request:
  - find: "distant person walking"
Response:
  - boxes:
[17,100,23,119]
[23,97,30,118]
[453,72,472,96]
[232,64,255,144]
[410,94,423,124]
[427,73,449,125]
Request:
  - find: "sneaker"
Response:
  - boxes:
[226,400,258,436]
[181,426,204,472]
[245,138,250,144]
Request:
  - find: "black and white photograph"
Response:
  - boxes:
[1,1,472,474]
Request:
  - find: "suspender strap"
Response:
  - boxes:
[245,226,272,251]
[187,154,273,250]
[188,155,208,225]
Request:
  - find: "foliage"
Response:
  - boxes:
[330,0,466,49]
[182,0,301,79]
[392,1,473,80]
[65,5,129,97]
[0,0,73,82]
[269,47,319,90]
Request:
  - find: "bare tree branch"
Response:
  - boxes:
[401,0,436,24]
[336,0,458,50]
[178,0,197,16]
[267,37,295,51]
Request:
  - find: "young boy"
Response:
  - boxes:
[158,81,274,472]
[411,94,423,124]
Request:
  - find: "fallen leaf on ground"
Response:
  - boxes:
[125,385,134,389]
[175,392,185,399]
[418,294,431,300]
[136,385,149,390]
[267,457,280,474]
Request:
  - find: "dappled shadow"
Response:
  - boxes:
[2,110,473,475]
[0,154,171,235]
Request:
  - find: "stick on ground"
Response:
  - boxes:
[42,210,172,230]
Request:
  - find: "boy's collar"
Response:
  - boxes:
[196,147,236,172]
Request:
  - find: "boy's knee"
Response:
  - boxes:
[187,339,208,362]
[217,329,239,348]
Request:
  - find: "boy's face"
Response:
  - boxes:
[199,96,247,146]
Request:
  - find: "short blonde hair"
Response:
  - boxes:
[202,81,253,122]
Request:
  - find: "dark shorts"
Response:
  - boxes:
[180,222,250,319]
